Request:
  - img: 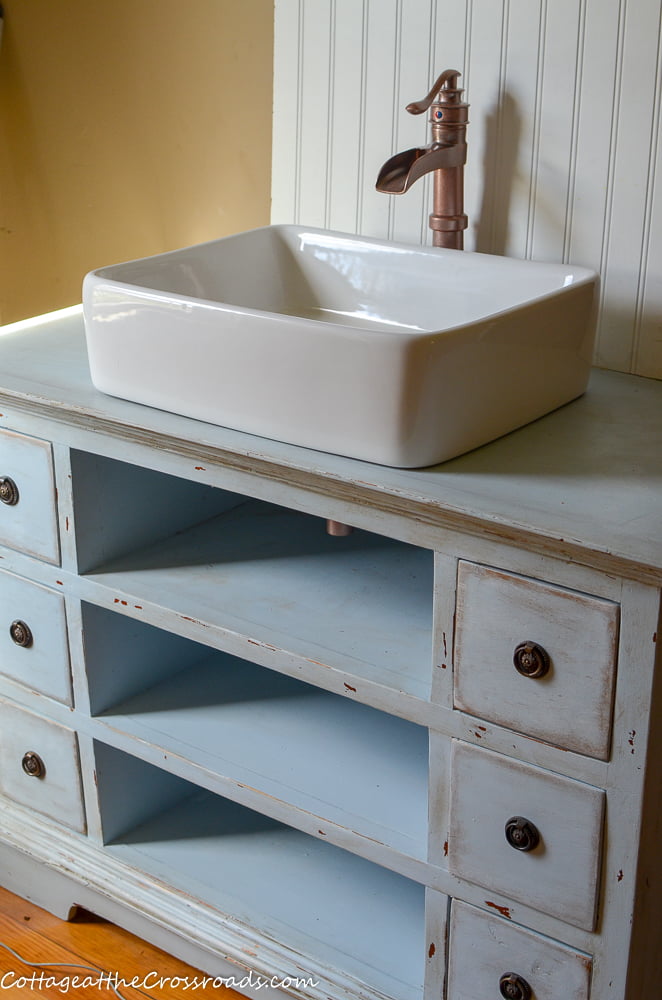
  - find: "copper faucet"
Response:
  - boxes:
[376,69,469,249]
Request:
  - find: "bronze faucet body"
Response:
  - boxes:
[376,69,469,249]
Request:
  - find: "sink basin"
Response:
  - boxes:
[82,225,598,468]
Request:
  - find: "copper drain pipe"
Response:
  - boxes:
[326,519,353,537]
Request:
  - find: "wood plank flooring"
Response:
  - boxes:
[0,886,242,999]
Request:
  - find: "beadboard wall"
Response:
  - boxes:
[271,0,662,379]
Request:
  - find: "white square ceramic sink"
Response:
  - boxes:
[83,225,597,468]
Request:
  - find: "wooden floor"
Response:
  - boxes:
[0,886,242,998]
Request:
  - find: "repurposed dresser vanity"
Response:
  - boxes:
[0,307,660,1000]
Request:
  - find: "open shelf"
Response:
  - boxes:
[95,743,426,1000]
[73,453,434,701]
[84,604,429,862]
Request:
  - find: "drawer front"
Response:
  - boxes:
[0,701,85,832]
[448,741,604,930]
[0,428,59,564]
[454,561,619,759]
[0,570,72,703]
[448,900,592,1000]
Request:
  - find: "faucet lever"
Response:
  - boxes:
[406,69,462,116]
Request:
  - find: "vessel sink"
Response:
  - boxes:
[82,225,598,468]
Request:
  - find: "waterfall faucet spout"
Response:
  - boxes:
[376,69,469,249]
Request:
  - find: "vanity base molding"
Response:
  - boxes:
[0,839,278,998]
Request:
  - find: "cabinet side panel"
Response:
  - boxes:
[626,593,662,999]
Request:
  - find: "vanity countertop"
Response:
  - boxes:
[0,307,660,584]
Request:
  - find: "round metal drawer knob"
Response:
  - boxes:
[0,476,19,506]
[505,815,540,852]
[499,972,532,1000]
[513,640,550,679]
[10,620,33,648]
[21,751,45,779]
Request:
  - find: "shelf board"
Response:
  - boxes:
[98,652,429,861]
[108,786,425,1000]
[85,501,434,700]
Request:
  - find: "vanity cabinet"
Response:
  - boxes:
[0,309,660,1000]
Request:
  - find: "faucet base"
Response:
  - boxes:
[431,229,465,250]
[430,213,468,249]
[430,163,467,249]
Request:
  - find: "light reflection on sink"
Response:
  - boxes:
[82,225,598,468]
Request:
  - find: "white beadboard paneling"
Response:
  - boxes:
[432,1,471,98]
[326,0,366,232]
[596,0,662,372]
[565,0,621,270]
[359,0,401,239]
[633,16,662,375]
[271,0,301,225]
[528,0,583,263]
[491,0,545,258]
[272,0,662,378]
[388,0,437,246]
[461,0,506,253]
[297,0,334,227]
[271,0,303,222]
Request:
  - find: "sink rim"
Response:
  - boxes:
[87,224,598,339]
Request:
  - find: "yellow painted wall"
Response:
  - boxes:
[0,0,274,324]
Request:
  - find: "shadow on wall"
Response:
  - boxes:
[474,92,521,256]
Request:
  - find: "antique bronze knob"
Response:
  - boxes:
[513,641,550,679]
[499,972,532,1000]
[0,477,19,506]
[21,751,45,778]
[10,620,33,648]
[505,815,540,852]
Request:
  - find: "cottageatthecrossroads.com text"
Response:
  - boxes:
[0,969,320,992]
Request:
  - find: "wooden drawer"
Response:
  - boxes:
[447,741,604,930]
[0,427,59,564]
[454,561,619,759]
[447,900,592,1000]
[0,570,72,704]
[0,701,85,832]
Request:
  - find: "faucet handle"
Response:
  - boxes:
[406,69,462,115]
